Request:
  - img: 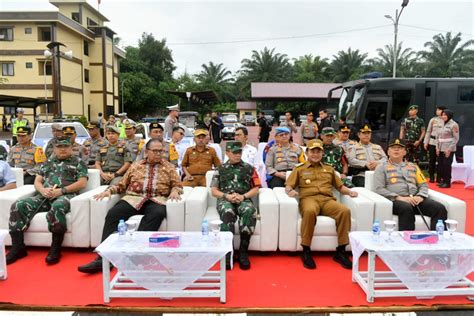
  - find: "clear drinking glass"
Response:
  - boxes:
[210,220,223,238]
[384,220,397,243]
[445,219,458,239]
[125,219,138,241]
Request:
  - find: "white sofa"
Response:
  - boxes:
[274,187,374,251]
[0,169,101,247]
[365,170,467,232]
[89,186,193,247]
[11,167,24,187]
[184,170,279,251]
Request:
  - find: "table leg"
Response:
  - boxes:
[0,243,6,280]
[352,252,359,283]
[102,256,110,303]
[366,250,375,303]
[220,255,226,303]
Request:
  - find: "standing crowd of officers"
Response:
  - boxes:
[1,104,458,273]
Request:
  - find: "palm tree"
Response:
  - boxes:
[195,62,233,86]
[367,42,417,77]
[239,47,292,82]
[419,32,474,77]
[293,54,330,82]
[329,48,368,82]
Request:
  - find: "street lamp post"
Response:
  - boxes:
[121,78,127,113]
[385,0,409,78]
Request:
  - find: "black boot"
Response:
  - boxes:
[333,245,352,269]
[238,234,251,270]
[6,231,27,265]
[225,252,232,270]
[78,255,105,274]
[45,233,64,265]
[439,182,451,188]
[301,245,316,269]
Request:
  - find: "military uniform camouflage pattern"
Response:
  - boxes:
[322,143,354,188]
[83,136,108,166]
[401,116,425,163]
[210,161,258,236]
[0,145,8,161]
[9,156,88,233]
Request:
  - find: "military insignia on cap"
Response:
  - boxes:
[390,178,397,183]
[359,124,372,132]
[63,126,76,134]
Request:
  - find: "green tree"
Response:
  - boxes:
[239,47,292,82]
[367,42,417,77]
[195,62,235,102]
[137,33,175,83]
[419,32,474,77]
[293,54,330,82]
[329,48,368,82]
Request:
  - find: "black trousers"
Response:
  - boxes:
[393,198,447,231]
[352,175,366,187]
[23,173,35,185]
[259,133,269,143]
[101,200,167,242]
[427,144,438,181]
[437,151,454,183]
[268,176,286,188]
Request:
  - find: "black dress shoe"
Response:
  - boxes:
[225,253,232,270]
[301,250,316,269]
[439,182,451,188]
[429,178,435,183]
[333,251,352,269]
[78,257,105,274]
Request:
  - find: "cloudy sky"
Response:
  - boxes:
[2,0,473,76]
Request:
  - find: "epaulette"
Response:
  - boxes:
[295,162,305,168]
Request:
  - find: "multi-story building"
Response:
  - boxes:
[0,0,125,122]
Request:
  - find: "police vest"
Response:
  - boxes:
[12,119,28,136]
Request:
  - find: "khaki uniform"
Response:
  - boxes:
[286,162,351,247]
[300,121,318,145]
[265,143,305,188]
[423,116,443,181]
[181,145,221,187]
[436,119,459,184]
[374,161,447,231]
[83,137,108,166]
[122,137,144,161]
[7,143,46,184]
[164,115,178,140]
[71,142,88,162]
[45,137,58,158]
[333,139,356,154]
[97,143,133,185]
[347,142,387,186]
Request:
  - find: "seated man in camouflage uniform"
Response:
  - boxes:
[265,127,305,188]
[96,126,132,185]
[83,122,108,168]
[347,125,387,187]
[6,137,88,265]
[61,126,88,162]
[78,139,182,274]
[211,141,261,270]
[374,139,447,231]
[45,123,63,158]
[122,119,144,161]
[320,127,354,188]
[7,126,46,184]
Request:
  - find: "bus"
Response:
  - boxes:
[328,78,474,157]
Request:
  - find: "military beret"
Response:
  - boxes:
[408,105,419,110]
[16,126,31,135]
[359,124,372,133]
[388,138,406,148]
[149,122,164,132]
[106,125,121,134]
[226,141,243,153]
[55,136,72,146]
[321,127,336,135]
[62,126,76,135]
[307,139,323,150]
[275,126,290,135]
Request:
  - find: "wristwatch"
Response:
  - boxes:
[61,187,67,195]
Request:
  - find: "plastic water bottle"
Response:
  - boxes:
[372,220,381,240]
[118,219,127,240]
[436,219,444,237]
[201,219,209,243]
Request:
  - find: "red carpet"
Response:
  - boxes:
[1,183,473,312]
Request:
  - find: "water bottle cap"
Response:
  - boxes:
[119,219,125,223]
[374,219,380,223]
[203,219,208,223]
[437,219,443,223]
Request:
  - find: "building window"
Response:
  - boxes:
[1,63,14,76]
[25,27,32,34]
[458,87,474,103]
[4,107,16,115]
[38,26,52,42]
[0,27,14,41]
[84,69,90,83]
[84,40,89,56]
[25,62,33,69]
[72,12,80,23]
[38,61,52,76]
[87,17,98,31]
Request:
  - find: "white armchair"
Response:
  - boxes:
[274,187,374,251]
[89,186,193,247]
[0,169,101,247]
[365,170,467,232]
[184,170,279,251]
[11,167,24,187]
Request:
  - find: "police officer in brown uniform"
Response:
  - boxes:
[121,119,144,161]
[83,122,108,167]
[182,128,221,187]
[300,112,318,145]
[347,124,387,187]
[45,123,63,158]
[285,139,357,270]
[7,126,46,184]
[436,109,459,188]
